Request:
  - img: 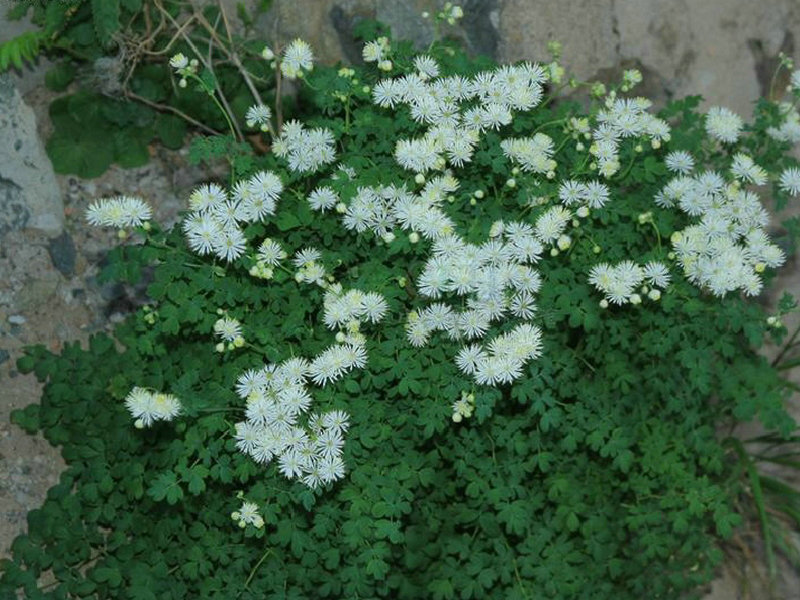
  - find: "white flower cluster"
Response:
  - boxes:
[124,387,182,429]
[323,284,388,345]
[214,315,244,351]
[405,221,545,385]
[233,355,352,489]
[362,36,392,71]
[272,120,336,173]
[245,104,272,132]
[292,247,327,286]
[730,153,768,186]
[182,172,282,261]
[655,165,785,296]
[588,261,670,305]
[231,501,264,529]
[705,106,743,144]
[280,39,314,80]
[249,237,287,279]
[767,102,800,144]
[86,196,152,229]
[591,96,671,177]
[451,390,475,422]
[500,134,556,175]
[371,59,547,173]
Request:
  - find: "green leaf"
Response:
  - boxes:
[44,62,76,91]
[92,0,120,46]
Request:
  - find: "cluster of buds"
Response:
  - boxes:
[214,310,245,352]
[423,3,464,25]
[620,68,643,92]
[169,53,199,88]
[231,501,264,529]
[452,391,475,423]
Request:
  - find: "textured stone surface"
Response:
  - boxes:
[0,74,63,238]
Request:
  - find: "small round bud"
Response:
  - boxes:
[134,418,145,429]
[599,299,609,309]
[635,144,643,153]
[512,167,520,175]
[335,202,347,214]
[469,198,477,206]
[474,189,484,199]
[506,178,516,188]
[651,139,661,149]
[648,289,661,301]
[571,219,580,228]
[179,78,187,88]
[577,206,589,218]
[754,262,766,273]
[452,412,463,423]
[409,232,420,244]
[576,142,585,152]
[550,248,559,257]
[667,251,676,260]
[415,173,426,184]
[335,331,346,343]
[398,276,407,288]
[546,170,556,179]
[239,521,246,529]
[233,336,245,348]
[249,266,258,276]
[382,232,396,244]
[215,342,225,353]
[630,293,642,305]
[231,511,240,520]
[294,272,304,282]
[557,234,572,251]
[361,85,370,93]
[142,221,151,231]
[117,229,128,239]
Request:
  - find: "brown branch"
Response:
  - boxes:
[124,90,221,136]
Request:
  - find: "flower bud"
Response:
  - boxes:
[415,173,426,184]
[648,289,661,301]
[409,232,420,244]
[599,299,609,309]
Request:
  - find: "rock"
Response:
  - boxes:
[7,315,26,326]
[614,0,798,115]
[0,349,8,365]
[497,0,619,82]
[0,74,63,239]
[47,231,76,278]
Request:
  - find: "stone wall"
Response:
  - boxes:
[255,0,800,116]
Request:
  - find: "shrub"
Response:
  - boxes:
[2,10,799,600]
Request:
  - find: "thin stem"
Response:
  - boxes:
[238,548,273,597]
[124,90,221,135]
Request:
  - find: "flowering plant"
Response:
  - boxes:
[4,13,800,600]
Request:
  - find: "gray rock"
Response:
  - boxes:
[0,74,63,239]
[0,349,9,365]
[7,315,26,326]
[47,231,76,278]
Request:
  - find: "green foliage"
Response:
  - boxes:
[0,31,45,71]
[3,20,800,600]
[5,0,275,177]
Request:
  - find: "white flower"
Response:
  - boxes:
[245,104,272,131]
[308,186,339,212]
[705,106,743,143]
[281,39,314,79]
[414,55,440,79]
[212,226,247,262]
[214,316,242,342]
[169,53,188,70]
[257,238,286,266]
[779,167,800,196]
[125,387,181,427]
[362,40,384,63]
[85,196,152,228]
[664,151,694,174]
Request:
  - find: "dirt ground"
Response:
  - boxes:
[1,86,799,599]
